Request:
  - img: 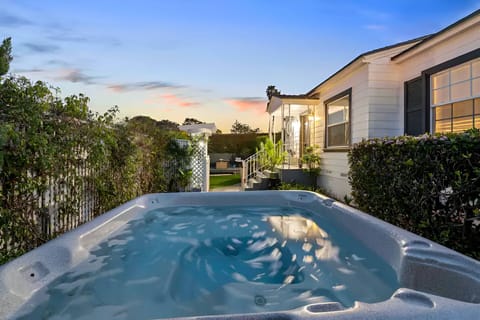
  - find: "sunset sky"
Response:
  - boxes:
[2,0,479,132]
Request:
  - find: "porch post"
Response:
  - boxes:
[312,104,316,148]
[268,114,272,141]
[281,103,284,155]
[288,103,291,168]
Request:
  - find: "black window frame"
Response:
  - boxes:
[324,88,352,151]
[404,48,480,135]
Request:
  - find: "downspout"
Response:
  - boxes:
[281,103,284,170]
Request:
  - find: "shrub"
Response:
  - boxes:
[208,133,268,158]
[348,129,480,259]
[275,182,326,194]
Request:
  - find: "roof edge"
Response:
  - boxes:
[305,35,428,96]
[392,9,480,61]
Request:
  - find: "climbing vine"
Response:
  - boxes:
[0,40,193,264]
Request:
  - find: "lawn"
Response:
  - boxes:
[209,173,241,189]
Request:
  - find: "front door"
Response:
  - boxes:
[300,115,311,158]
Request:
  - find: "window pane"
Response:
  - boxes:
[435,119,451,133]
[327,106,347,125]
[451,63,470,84]
[473,78,480,96]
[472,59,480,78]
[432,71,449,89]
[451,81,470,101]
[327,96,349,125]
[453,100,473,117]
[475,116,480,129]
[452,117,473,132]
[434,104,451,120]
[327,123,347,147]
[432,87,449,105]
[475,98,480,114]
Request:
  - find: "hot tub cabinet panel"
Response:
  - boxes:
[0,191,479,319]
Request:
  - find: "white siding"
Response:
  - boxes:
[366,59,403,138]
[311,63,369,199]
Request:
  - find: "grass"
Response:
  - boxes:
[209,173,241,189]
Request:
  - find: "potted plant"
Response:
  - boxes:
[257,138,286,179]
[301,145,321,187]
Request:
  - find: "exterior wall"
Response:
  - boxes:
[312,63,369,199]
[281,16,480,200]
[367,58,404,138]
[397,23,480,132]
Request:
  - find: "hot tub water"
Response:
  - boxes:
[16,205,399,319]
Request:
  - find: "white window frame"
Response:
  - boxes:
[430,57,480,133]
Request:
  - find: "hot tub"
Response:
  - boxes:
[0,191,478,319]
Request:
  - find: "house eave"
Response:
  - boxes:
[267,96,319,115]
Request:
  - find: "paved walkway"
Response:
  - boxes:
[210,183,242,192]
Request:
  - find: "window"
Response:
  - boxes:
[325,89,351,148]
[431,58,480,133]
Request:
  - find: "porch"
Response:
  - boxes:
[240,94,320,190]
[267,94,319,168]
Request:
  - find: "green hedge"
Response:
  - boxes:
[208,133,268,158]
[348,129,480,259]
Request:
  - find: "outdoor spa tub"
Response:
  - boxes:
[0,191,479,319]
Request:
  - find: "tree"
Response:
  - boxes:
[266,85,280,100]
[157,119,179,131]
[0,37,13,76]
[230,120,259,134]
[182,118,204,125]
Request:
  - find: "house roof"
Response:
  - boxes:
[179,123,217,136]
[266,95,319,114]
[392,9,480,61]
[271,93,310,99]
[305,35,430,96]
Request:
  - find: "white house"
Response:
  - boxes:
[267,9,480,199]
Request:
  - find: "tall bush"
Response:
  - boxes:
[348,130,480,259]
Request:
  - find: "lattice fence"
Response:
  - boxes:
[190,139,209,191]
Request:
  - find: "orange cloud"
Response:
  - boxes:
[225,98,267,114]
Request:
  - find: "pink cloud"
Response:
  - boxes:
[144,93,199,108]
[108,84,127,92]
[162,94,198,108]
[226,98,267,114]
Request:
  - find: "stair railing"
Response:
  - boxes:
[241,149,267,189]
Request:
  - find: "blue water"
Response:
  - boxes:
[17,206,399,319]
